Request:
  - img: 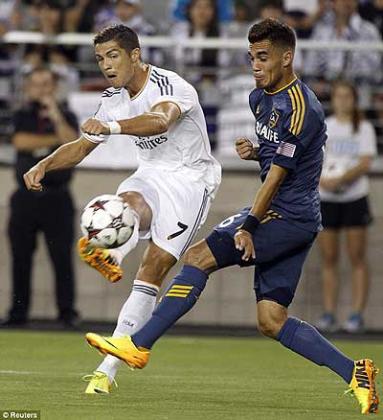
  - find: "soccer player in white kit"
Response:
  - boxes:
[23,25,221,393]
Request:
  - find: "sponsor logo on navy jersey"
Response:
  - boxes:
[256,121,279,144]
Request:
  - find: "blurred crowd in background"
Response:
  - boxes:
[0,0,382,152]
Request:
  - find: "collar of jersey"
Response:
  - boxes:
[264,76,297,95]
[130,64,152,101]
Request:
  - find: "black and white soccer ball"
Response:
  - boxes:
[80,194,135,249]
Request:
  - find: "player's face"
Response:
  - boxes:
[248,40,292,91]
[95,40,139,88]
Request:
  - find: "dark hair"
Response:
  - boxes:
[94,24,140,52]
[248,18,296,50]
[332,79,361,133]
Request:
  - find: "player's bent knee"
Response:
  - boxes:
[182,240,217,272]
[257,318,280,338]
[257,301,287,339]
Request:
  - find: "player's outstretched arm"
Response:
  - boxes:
[81,102,181,138]
[235,164,288,261]
[23,136,98,191]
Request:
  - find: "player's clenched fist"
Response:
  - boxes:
[235,138,257,160]
[234,229,256,261]
[81,118,110,135]
[23,164,46,191]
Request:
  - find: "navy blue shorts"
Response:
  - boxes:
[205,207,317,307]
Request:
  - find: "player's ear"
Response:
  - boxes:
[130,48,141,64]
[282,49,293,68]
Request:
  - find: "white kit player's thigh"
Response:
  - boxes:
[116,168,211,259]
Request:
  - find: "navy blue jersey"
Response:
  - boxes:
[249,78,327,232]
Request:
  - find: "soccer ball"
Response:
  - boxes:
[80,194,135,249]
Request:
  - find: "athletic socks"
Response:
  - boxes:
[132,265,208,349]
[96,279,159,381]
[277,317,354,383]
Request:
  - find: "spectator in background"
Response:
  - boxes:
[305,0,382,84]
[171,0,221,149]
[316,80,377,333]
[171,0,233,22]
[284,0,331,38]
[359,0,383,38]
[20,45,79,100]
[65,0,107,33]
[220,0,252,69]
[12,0,67,34]
[94,0,161,64]
[224,0,251,38]
[3,67,79,328]
[258,0,284,20]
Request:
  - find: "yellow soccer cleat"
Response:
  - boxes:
[77,237,123,283]
[85,333,150,369]
[346,359,379,414]
[83,371,117,394]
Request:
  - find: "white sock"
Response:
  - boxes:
[96,280,159,381]
[110,211,140,265]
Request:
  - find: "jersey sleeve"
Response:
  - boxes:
[272,85,321,171]
[150,75,196,115]
[81,98,111,144]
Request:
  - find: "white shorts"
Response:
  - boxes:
[116,167,211,260]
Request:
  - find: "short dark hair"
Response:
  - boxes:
[94,25,140,52]
[248,18,296,50]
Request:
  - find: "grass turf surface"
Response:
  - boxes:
[0,331,382,419]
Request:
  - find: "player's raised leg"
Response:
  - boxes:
[78,191,151,282]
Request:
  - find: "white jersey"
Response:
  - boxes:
[83,65,221,198]
[320,116,377,202]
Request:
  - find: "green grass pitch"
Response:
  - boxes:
[0,330,382,419]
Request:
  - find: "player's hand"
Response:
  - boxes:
[234,229,256,261]
[23,164,46,191]
[235,138,256,160]
[81,118,110,135]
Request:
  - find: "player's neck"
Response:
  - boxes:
[265,72,297,94]
[126,62,150,97]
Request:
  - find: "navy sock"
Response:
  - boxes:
[277,317,354,383]
[132,265,208,349]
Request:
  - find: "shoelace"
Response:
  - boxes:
[82,373,118,388]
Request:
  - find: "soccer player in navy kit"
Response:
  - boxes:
[85,19,379,414]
